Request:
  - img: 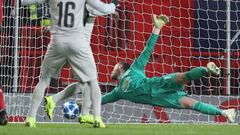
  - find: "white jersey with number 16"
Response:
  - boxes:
[22,0,116,34]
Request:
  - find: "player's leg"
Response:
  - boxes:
[44,81,94,123]
[25,77,51,127]
[87,80,105,128]
[68,34,104,128]
[78,16,96,124]
[179,96,236,123]
[78,17,96,124]
[52,82,82,103]
[175,62,220,84]
[45,82,82,120]
[25,40,66,127]
[79,84,94,124]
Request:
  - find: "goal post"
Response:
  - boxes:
[0,0,239,123]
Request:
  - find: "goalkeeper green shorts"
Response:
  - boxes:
[151,91,188,109]
[148,73,188,109]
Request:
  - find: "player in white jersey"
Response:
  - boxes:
[22,0,116,128]
[43,3,118,126]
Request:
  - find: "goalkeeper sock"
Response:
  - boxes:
[184,67,208,82]
[193,101,222,115]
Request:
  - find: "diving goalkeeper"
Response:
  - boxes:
[101,14,236,123]
[45,14,236,123]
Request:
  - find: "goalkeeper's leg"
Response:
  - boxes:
[175,62,220,84]
[180,96,236,123]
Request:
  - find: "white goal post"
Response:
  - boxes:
[0,0,239,123]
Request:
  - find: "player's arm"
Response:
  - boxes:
[102,87,121,105]
[21,0,45,5]
[87,0,116,15]
[131,15,169,70]
[86,4,117,16]
[86,0,119,16]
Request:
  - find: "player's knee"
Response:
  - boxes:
[88,79,100,89]
[180,101,191,109]
[175,73,188,84]
[179,97,196,109]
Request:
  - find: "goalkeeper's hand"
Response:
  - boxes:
[152,14,169,29]
[0,109,8,126]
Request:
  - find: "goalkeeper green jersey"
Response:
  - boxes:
[102,33,187,109]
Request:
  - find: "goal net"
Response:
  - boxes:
[0,0,239,123]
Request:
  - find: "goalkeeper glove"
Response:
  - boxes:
[153,14,169,29]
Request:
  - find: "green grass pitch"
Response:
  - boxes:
[0,123,239,135]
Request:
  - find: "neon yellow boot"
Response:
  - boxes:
[79,114,94,124]
[25,116,36,128]
[44,96,56,120]
[93,116,106,128]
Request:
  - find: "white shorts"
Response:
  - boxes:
[41,32,97,82]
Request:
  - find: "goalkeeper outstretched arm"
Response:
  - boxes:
[131,15,169,70]
[101,88,121,105]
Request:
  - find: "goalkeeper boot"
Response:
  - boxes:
[153,14,169,29]
[222,109,236,123]
[79,114,94,124]
[25,116,36,128]
[44,96,56,120]
[207,62,221,75]
[93,116,106,128]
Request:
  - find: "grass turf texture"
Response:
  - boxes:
[0,123,239,135]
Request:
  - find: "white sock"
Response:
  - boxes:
[52,82,92,116]
[29,77,51,119]
[52,82,82,103]
[87,79,101,117]
[81,84,92,115]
